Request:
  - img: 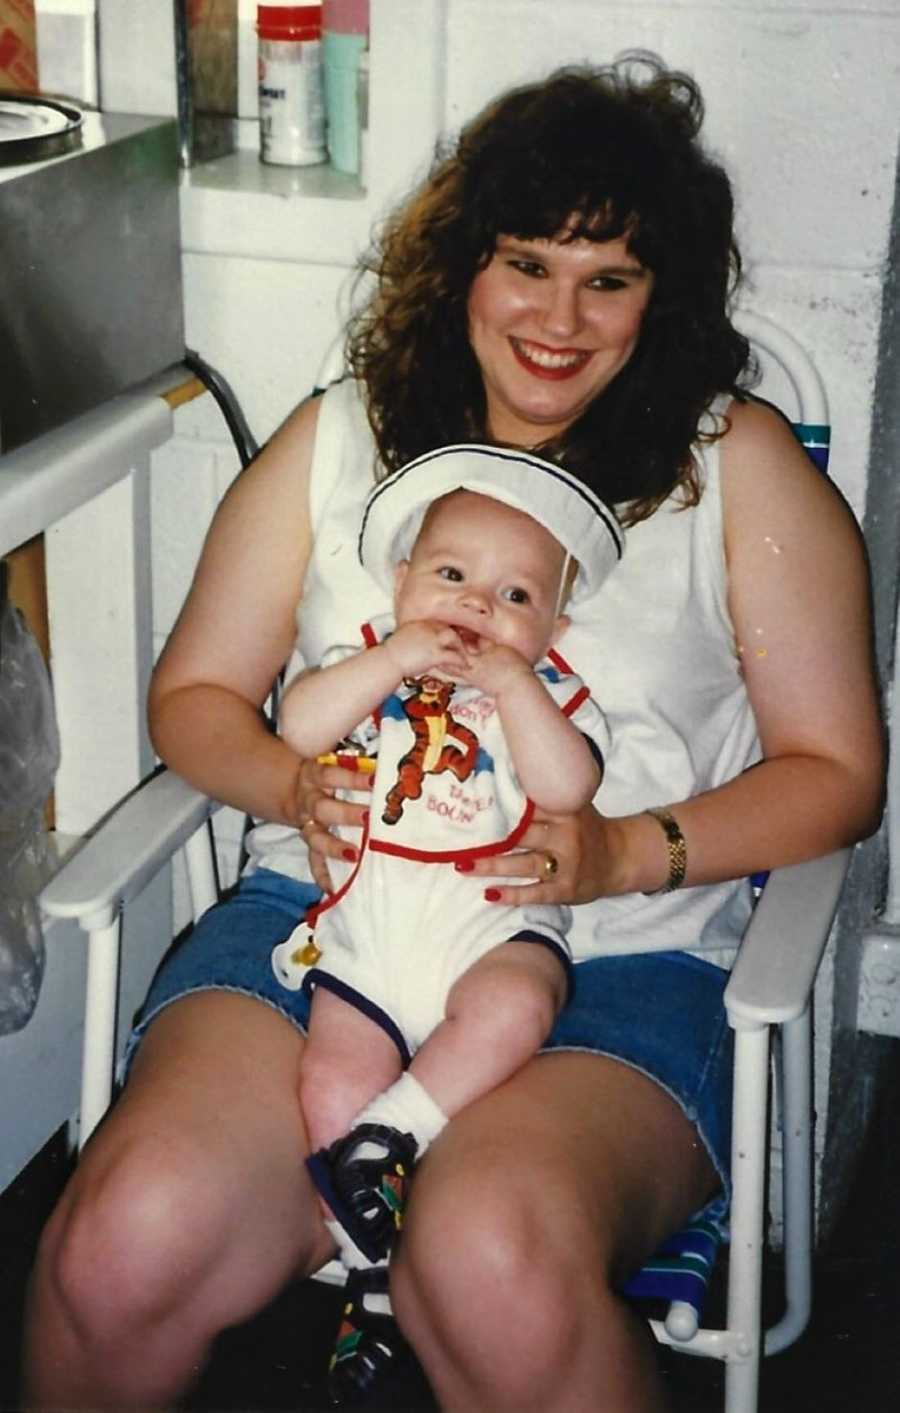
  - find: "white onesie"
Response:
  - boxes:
[272,622,607,1061]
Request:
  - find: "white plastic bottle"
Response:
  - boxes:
[257,3,326,167]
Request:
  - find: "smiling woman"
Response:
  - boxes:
[347,58,750,524]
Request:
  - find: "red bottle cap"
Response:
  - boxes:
[257,5,322,40]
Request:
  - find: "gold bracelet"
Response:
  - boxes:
[642,806,687,895]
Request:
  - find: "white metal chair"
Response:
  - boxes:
[38,311,848,1412]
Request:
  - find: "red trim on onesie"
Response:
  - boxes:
[368,797,535,864]
[547,645,574,673]
[304,811,372,928]
[360,620,384,728]
[545,646,591,717]
[561,683,590,717]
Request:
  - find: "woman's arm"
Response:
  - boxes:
[653,398,885,886]
[476,400,886,903]
[148,396,367,840]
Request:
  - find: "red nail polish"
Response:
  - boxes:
[484,887,502,902]
[455,859,475,873]
[342,847,357,862]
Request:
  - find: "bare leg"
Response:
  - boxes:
[392,1051,719,1413]
[299,992,414,1404]
[329,942,566,1251]
[300,987,404,1153]
[410,941,567,1117]
[22,993,333,1412]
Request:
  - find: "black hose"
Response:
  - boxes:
[182,348,260,468]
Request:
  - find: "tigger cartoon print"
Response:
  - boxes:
[273,614,609,1054]
[382,676,480,825]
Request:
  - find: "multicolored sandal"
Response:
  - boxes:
[325,1267,410,1406]
[307,1123,418,1264]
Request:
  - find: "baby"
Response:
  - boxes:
[274,444,623,1401]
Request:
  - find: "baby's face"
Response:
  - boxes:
[394,490,568,663]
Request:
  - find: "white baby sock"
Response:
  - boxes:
[352,1071,448,1159]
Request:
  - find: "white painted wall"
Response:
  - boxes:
[96,0,899,1217]
[120,0,898,515]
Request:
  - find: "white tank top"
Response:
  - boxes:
[246,378,759,963]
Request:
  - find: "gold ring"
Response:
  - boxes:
[542,851,559,879]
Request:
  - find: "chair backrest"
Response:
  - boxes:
[733,308,830,473]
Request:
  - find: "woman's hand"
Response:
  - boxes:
[458,804,628,907]
[291,756,373,892]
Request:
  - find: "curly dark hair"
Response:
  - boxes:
[347,52,754,524]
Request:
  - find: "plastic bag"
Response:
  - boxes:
[0,562,60,1035]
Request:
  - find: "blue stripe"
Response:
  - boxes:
[619,1218,721,1314]
[793,422,831,475]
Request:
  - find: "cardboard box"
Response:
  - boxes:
[182,0,237,162]
[0,0,37,93]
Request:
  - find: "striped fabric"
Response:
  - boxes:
[621,1218,721,1316]
[794,421,831,475]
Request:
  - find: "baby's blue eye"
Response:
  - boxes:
[504,587,530,604]
[438,566,463,582]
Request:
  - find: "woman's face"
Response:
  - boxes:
[467,233,654,445]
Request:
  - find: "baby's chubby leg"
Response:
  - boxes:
[300,986,409,1266]
[306,944,567,1271]
[409,940,569,1118]
[300,991,416,1404]
[299,986,404,1155]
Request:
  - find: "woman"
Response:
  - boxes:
[23,55,883,1412]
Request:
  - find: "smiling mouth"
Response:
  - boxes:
[510,337,592,379]
[453,625,482,649]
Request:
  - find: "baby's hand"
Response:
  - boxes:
[456,640,532,697]
[383,620,468,679]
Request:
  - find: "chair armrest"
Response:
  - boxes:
[724,848,852,1029]
[40,769,220,932]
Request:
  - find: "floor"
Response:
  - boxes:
[3,1043,900,1413]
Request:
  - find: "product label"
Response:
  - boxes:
[0,0,37,93]
[259,38,325,167]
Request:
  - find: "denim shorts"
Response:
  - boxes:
[128,868,733,1234]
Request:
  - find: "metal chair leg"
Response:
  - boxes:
[724,1023,770,1413]
[79,916,122,1150]
[767,1005,814,1353]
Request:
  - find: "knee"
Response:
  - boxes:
[452,958,562,1051]
[36,1137,236,1341]
[394,1161,604,1392]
